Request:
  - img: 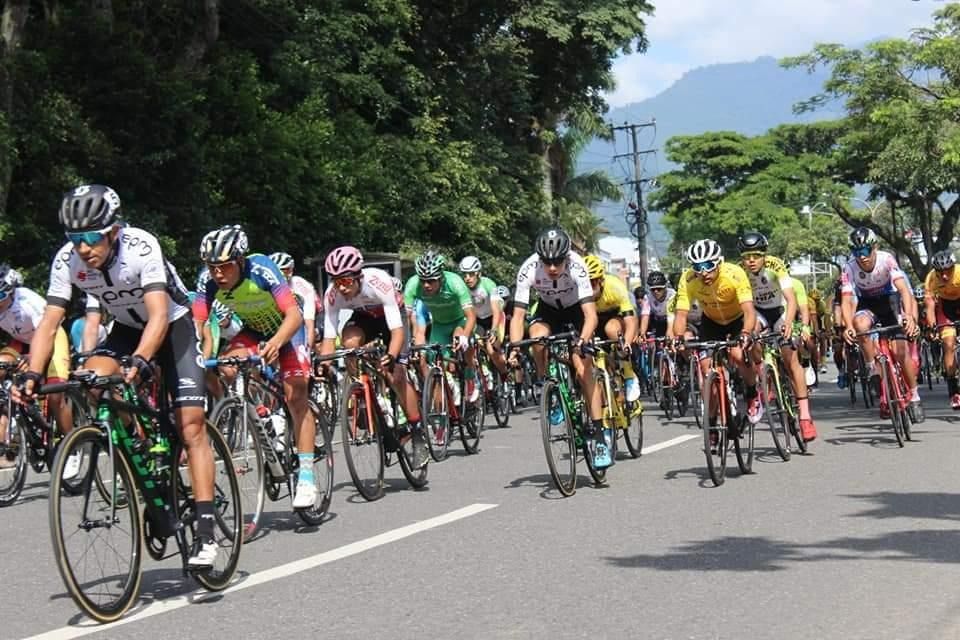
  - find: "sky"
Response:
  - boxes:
[606,0,941,107]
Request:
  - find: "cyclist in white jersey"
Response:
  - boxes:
[18,185,218,567]
[458,256,507,376]
[508,227,609,466]
[639,271,675,339]
[0,266,76,472]
[840,227,922,420]
[270,252,319,349]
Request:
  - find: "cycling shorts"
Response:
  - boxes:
[228,327,311,380]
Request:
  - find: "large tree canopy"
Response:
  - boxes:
[0,0,651,287]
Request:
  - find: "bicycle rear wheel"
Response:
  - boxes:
[760,363,791,461]
[0,415,28,507]
[421,369,451,462]
[540,380,576,496]
[50,424,142,623]
[296,400,335,525]
[340,380,385,500]
[690,356,703,429]
[459,381,484,454]
[703,371,728,486]
[733,414,755,474]
[210,396,265,543]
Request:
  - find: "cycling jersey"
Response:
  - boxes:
[403,271,473,324]
[666,295,702,326]
[47,226,191,327]
[0,287,45,343]
[840,250,905,299]
[924,267,960,301]
[644,288,676,319]
[791,277,808,309]
[193,254,299,335]
[323,267,404,336]
[744,256,793,309]
[675,262,754,325]
[513,252,592,310]
[289,275,318,322]
[594,275,636,316]
[467,276,502,319]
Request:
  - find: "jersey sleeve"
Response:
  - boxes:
[924,270,937,297]
[367,270,404,330]
[674,270,693,312]
[191,278,217,324]
[322,285,341,338]
[768,256,793,291]
[449,273,474,309]
[295,279,317,321]
[513,256,537,308]
[608,278,635,315]
[85,295,101,312]
[731,265,754,305]
[885,253,907,285]
[840,261,856,295]
[569,256,594,304]
[482,277,502,305]
[403,275,420,309]
[134,231,170,292]
[46,243,75,308]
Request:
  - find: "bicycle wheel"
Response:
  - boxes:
[50,424,142,623]
[760,363,791,462]
[777,362,807,454]
[491,372,510,428]
[540,380,576,496]
[396,421,429,489]
[659,355,673,419]
[459,378,484,455]
[923,343,933,391]
[703,371,728,486]
[179,422,243,591]
[623,381,644,458]
[210,397,265,542]
[875,355,905,447]
[340,380,385,501]
[733,413,755,474]
[296,400,335,525]
[421,369,451,462]
[651,353,662,405]
[0,414,28,507]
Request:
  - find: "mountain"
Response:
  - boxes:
[584,55,842,245]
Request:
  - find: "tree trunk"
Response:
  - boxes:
[180,0,219,71]
[0,0,30,216]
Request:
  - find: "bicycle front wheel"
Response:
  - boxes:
[460,381,484,454]
[210,396,265,543]
[491,372,510,428]
[877,356,905,447]
[421,369,451,462]
[0,415,28,507]
[296,400,335,525]
[540,380,577,496]
[659,355,673,419]
[340,380,385,501]
[396,422,429,489]
[50,424,142,623]
[703,371,728,486]
[760,363,790,462]
[690,357,703,429]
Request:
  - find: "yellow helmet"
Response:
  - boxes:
[583,254,605,280]
[810,289,821,300]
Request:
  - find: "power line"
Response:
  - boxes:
[611,118,656,283]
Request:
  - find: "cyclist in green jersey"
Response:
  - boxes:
[404,250,479,401]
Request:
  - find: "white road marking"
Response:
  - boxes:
[641,434,699,454]
[27,503,499,640]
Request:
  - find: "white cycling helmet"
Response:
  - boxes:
[685,239,723,264]
[495,285,510,299]
[458,256,482,273]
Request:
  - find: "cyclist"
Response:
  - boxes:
[738,232,816,440]
[790,275,820,390]
[924,250,960,408]
[19,185,218,567]
[840,227,922,421]
[270,251,320,349]
[0,265,75,474]
[507,227,608,466]
[194,224,319,510]
[404,250,479,401]
[583,254,641,401]
[318,247,425,463]
[830,275,848,387]
[673,239,762,428]
[458,256,507,378]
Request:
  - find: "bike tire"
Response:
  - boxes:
[50,424,142,623]
[691,357,703,429]
[540,380,577,496]
[340,380,385,501]
[650,353,662,405]
[296,400,336,525]
[580,404,608,485]
[877,356,905,448]
[760,363,791,462]
[210,396,266,543]
[491,373,510,427]
[703,371,728,486]
[0,415,28,507]
[421,369,451,462]
[459,381,484,455]
[396,422,429,489]
[184,421,243,591]
[733,414,755,475]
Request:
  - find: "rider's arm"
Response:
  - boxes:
[672,309,688,338]
[489,282,504,330]
[740,300,757,335]
[81,308,102,352]
[924,294,937,328]
[893,276,916,319]
[622,312,638,345]
[200,322,214,359]
[580,301,598,343]
[782,284,798,326]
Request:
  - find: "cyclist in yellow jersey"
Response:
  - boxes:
[924,250,960,408]
[673,239,762,424]
[584,255,641,400]
[736,231,817,440]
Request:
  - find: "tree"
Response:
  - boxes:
[784,3,960,278]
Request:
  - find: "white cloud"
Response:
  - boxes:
[607,0,939,106]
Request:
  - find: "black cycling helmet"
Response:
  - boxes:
[535,227,571,261]
[633,286,646,300]
[849,226,878,249]
[59,185,122,231]
[737,231,768,254]
[646,271,668,288]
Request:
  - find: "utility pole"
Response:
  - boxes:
[612,119,656,285]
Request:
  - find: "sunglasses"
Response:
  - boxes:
[851,246,872,258]
[66,227,112,246]
[421,277,441,285]
[541,258,565,267]
[333,275,359,287]
[650,286,666,292]
[206,261,237,274]
[692,260,719,273]
[740,251,765,259]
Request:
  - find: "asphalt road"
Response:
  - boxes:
[6,365,960,640]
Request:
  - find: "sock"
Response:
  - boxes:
[298,453,315,485]
[910,386,920,402]
[195,501,215,542]
[798,397,811,420]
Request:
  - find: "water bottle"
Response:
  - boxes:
[269,411,286,453]
[376,392,395,428]
[549,398,564,426]
[483,365,494,392]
